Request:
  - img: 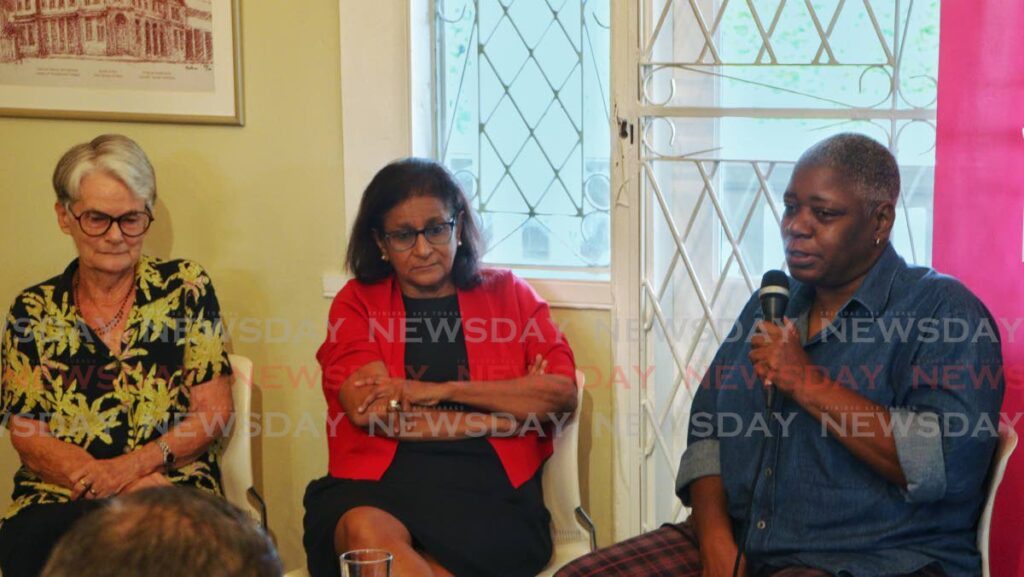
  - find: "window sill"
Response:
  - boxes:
[524,277,612,311]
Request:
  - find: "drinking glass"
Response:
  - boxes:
[340,549,393,577]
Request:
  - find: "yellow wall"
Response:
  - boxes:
[0,0,615,570]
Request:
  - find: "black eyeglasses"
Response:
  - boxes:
[67,208,154,238]
[379,214,460,252]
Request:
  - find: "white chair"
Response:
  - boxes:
[284,370,596,577]
[978,424,1018,577]
[222,354,267,529]
[537,369,597,576]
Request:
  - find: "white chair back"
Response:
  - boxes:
[221,354,267,528]
[978,424,1018,577]
[537,370,596,577]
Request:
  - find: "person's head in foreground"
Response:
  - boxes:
[41,487,282,577]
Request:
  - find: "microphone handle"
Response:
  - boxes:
[762,295,787,325]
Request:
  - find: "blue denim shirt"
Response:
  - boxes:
[676,245,1004,577]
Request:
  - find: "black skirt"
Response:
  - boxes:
[302,438,552,577]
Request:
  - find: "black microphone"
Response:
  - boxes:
[758,270,790,408]
[759,270,790,325]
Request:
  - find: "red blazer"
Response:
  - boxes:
[316,269,577,488]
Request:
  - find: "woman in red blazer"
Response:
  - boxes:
[303,158,578,577]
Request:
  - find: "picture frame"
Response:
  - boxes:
[0,0,244,125]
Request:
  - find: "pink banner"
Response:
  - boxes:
[934,3,1024,576]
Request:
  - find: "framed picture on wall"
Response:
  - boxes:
[0,0,243,125]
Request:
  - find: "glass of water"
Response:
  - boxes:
[340,549,393,577]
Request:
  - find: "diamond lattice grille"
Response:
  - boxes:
[436,0,611,273]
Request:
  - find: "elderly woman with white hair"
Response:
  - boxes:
[0,134,234,577]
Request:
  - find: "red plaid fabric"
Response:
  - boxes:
[555,522,949,577]
[555,523,702,577]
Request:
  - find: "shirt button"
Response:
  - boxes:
[757,520,767,530]
[765,468,773,477]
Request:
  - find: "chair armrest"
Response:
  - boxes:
[575,506,597,552]
[248,486,268,530]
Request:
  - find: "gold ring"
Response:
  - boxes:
[79,479,89,487]
[388,399,401,411]
[88,488,98,496]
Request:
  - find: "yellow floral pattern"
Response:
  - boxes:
[0,256,231,524]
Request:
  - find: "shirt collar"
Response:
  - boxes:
[57,258,83,309]
[847,243,904,317]
[786,243,905,319]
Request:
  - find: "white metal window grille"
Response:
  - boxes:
[434,0,612,279]
[611,0,940,537]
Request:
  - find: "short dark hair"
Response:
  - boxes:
[346,157,484,289]
[795,133,901,213]
[41,487,282,577]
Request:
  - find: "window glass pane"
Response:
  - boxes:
[435,0,611,278]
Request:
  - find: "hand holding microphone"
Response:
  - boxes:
[750,270,799,407]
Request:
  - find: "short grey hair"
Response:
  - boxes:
[52,134,157,211]
[794,133,900,213]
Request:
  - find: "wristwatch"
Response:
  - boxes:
[156,438,176,470]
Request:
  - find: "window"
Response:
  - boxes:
[432,0,611,280]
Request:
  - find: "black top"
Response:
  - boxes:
[403,294,472,412]
[402,294,468,383]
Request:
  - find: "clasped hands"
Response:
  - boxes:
[68,452,170,501]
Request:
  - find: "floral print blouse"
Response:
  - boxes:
[0,256,232,523]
